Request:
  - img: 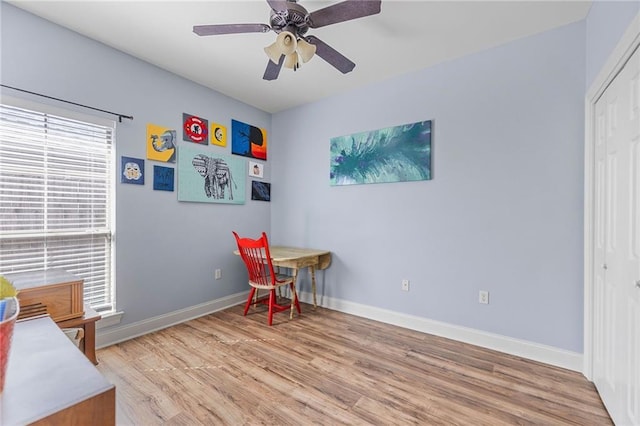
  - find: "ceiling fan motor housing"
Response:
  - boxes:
[269,2,309,37]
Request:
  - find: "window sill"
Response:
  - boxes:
[96,310,124,330]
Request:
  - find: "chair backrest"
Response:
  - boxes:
[233,231,277,287]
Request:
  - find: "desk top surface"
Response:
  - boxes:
[233,246,330,259]
[2,316,114,425]
[268,246,330,260]
[3,269,82,290]
[233,246,331,269]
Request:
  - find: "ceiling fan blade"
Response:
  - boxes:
[308,0,381,29]
[266,0,289,14]
[193,23,271,36]
[304,35,355,74]
[263,55,285,81]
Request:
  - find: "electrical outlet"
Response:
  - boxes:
[479,290,489,304]
[215,269,222,280]
[401,279,410,291]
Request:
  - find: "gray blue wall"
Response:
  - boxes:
[271,21,586,352]
[1,1,638,356]
[268,1,638,356]
[1,3,271,326]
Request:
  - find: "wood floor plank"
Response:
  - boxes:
[97,345,183,423]
[97,304,611,425]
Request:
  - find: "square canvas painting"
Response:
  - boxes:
[183,113,209,145]
[153,165,174,191]
[146,124,176,163]
[330,120,432,186]
[231,119,267,160]
[178,144,245,204]
[251,181,270,202]
[211,123,227,147]
[121,156,144,185]
[249,161,264,178]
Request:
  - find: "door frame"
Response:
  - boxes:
[584,11,640,380]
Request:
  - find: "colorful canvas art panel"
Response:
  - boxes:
[182,113,209,144]
[177,144,245,204]
[248,161,264,178]
[330,120,432,186]
[121,156,144,185]
[231,119,267,160]
[146,124,177,163]
[153,165,174,191]
[211,123,227,147]
[251,181,270,202]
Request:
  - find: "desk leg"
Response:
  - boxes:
[276,266,282,299]
[310,266,318,309]
[290,268,298,320]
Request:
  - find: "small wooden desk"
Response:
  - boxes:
[234,246,331,314]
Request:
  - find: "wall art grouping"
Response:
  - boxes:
[177,143,245,204]
[330,120,432,186]
[123,114,268,203]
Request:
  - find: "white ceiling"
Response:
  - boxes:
[7,0,592,113]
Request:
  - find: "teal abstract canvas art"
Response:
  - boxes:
[330,120,432,186]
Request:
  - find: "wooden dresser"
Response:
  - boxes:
[1,316,115,425]
[6,269,84,322]
[4,269,101,365]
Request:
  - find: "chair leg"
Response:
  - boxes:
[293,287,301,314]
[268,289,276,326]
[244,288,256,316]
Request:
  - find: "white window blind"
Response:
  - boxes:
[0,102,115,313]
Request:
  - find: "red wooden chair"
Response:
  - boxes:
[233,232,301,325]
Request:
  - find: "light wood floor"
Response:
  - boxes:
[96,301,611,425]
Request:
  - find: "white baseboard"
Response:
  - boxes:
[298,291,583,373]
[97,290,582,373]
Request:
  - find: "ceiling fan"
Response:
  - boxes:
[193,0,382,81]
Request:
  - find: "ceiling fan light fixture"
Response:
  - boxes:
[264,43,282,65]
[264,42,282,64]
[284,52,300,70]
[264,30,298,65]
[276,31,297,55]
[296,38,316,63]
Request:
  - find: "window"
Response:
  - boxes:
[0,100,115,313]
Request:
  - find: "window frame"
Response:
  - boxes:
[0,96,117,314]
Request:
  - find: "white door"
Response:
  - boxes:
[593,46,640,426]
